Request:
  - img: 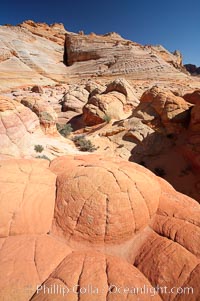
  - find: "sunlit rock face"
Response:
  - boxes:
[0,155,200,301]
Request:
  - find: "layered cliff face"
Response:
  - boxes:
[0,22,68,89]
[0,20,194,91]
[64,31,187,79]
[19,20,67,45]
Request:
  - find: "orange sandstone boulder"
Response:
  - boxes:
[83,79,139,126]
[21,95,58,135]
[133,178,200,301]
[133,86,193,133]
[134,231,199,301]
[0,96,41,156]
[50,155,161,244]
[61,84,89,114]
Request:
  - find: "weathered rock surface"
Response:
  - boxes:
[83,91,128,125]
[21,95,58,134]
[0,95,78,158]
[104,78,139,106]
[64,32,187,80]
[0,234,71,301]
[1,20,199,93]
[133,86,193,133]
[180,100,200,173]
[19,20,67,46]
[183,89,200,104]
[31,251,161,301]
[134,231,199,301]
[85,79,106,94]
[0,155,200,301]
[150,45,183,69]
[0,159,56,237]
[0,96,41,156]
[134,179,200,301]
[0,22,68,89]
[50,155,161,244]
[31,85,44,94]
[189,103,200,132]
[1,19,200,301]
[61,84,89,114]
[83,78,139,126]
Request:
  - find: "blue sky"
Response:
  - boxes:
[1,0,200,65]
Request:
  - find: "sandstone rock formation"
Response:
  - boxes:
[21,95,58,135]
[184,63,200,75]
[0,155,199,301]
[181,100,200,173]
[0,234,72,301]
[1,18,200,301]
[133,86,193,133]
[0,95,78,158]
[83,78,139,126]
[64,32,188,80]
[85,79,106,95]
[134,179,200,301]
[104,78,139,106]
[0,22,68,89]
[31,251,161,301]
[19,20,67,46]
[50,155,161,244]
[150,45,183,70]
[61,84,89,114]
[1,20,199,93]
[31,85,44,94]
[0,96,41,157]
[0,159,56,236]
[183,89,200,104]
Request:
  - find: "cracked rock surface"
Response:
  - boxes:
[0,155,200,301]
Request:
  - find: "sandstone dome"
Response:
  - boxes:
[31,251,161,301]
[50,155,161,244]
[0,155,200,301]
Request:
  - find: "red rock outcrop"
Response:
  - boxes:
[183,89,200,104]
[133,86,193,133]
[0,22,68,89]
[83,78,139,126]
[180,100,200,173]
[0,20,197,92]
[134,179,200,300]
[0,94,79,158]
[19,20,67,46]
[150,45,183,70]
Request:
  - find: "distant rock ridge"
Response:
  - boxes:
[0,20,193,90]
[64,31,187,78]
[185,63,200,75]
[18,20,67,45]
